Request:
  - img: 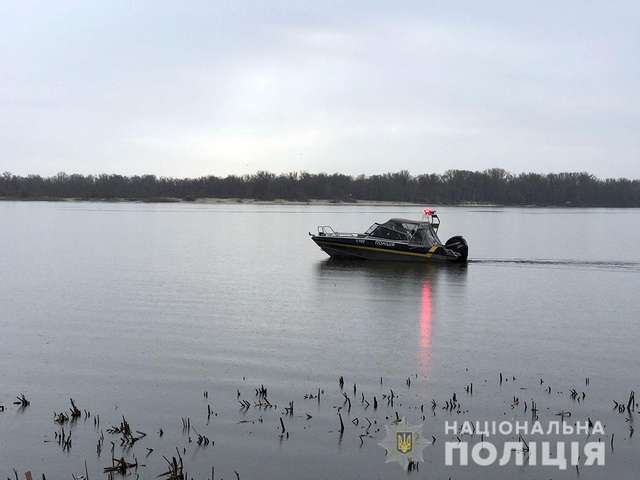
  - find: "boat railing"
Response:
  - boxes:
[316,225,360,237]
[317,225,336,236]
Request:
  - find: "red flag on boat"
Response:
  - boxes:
[423,208,435,216]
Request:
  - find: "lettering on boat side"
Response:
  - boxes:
[374,240,395,247]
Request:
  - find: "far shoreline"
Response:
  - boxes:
[0,196,637,208]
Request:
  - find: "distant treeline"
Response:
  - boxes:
[1,169,639,206]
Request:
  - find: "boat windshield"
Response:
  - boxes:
[365,219,417,241]
[411,226,439,245]
[365,219,439,245]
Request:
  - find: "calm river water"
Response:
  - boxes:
[1,202,639,479]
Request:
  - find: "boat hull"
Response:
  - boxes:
[311,235,465,263]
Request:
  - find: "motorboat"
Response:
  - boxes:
[309,209,468,263]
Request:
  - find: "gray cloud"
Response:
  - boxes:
[1,1,639,177]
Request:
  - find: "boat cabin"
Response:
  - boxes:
[364,218,440,246]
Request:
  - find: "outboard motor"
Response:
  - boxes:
[445,236,469,262]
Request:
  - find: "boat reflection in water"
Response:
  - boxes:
[419,279,432,376]
[313,259,467,378]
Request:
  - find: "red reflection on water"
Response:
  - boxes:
[418,279,432,375]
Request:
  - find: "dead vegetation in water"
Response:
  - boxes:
[14,394,30,409]
[106,416,146,446]
[103,456,140,474]
[7,371,640,478]
[54,398,86,425]
[158,449,185,480]
[53,427,72,452]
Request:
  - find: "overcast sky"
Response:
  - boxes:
[2,1,639,178]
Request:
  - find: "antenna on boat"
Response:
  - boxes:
[422,207,439,231]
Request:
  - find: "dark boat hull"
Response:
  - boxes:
[311,235,466,263]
